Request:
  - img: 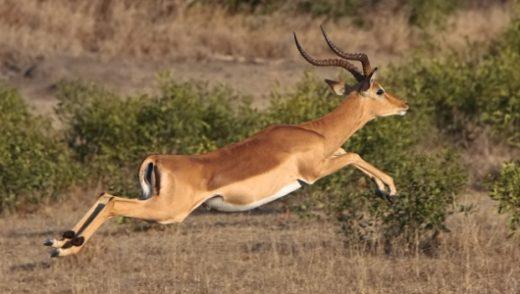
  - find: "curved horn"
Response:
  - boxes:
[320,25,372,76]
[293,33,364,82]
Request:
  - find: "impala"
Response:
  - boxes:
[44,27,408,257]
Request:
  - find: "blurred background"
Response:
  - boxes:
[0,1,519,293]
[0,0,514,112]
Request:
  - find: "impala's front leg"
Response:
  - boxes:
[44,193,174,257]
[319,149,397,196]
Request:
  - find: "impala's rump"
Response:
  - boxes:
[138,157,161,200]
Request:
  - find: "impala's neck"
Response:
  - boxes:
[302,92,374,155]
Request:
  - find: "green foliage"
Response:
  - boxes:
[490,161,520,233]
[56,75,260,196]
[407,0,458,27]
[334,153,465,251]
[387,17,520,146]
[0,85,77,212]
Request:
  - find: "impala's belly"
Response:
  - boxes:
[205,181,303,212]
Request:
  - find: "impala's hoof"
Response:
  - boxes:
[70,236,85,247]
[375,188,386,198]
[43,239,53,247]
[62,230,75,239]
[50,248,60,258]
[375,189,395,203]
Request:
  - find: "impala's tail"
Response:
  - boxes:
[138,156,161,200]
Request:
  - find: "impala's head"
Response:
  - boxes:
[294,26,409,118]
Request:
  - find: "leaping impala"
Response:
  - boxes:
[44,27,408,257]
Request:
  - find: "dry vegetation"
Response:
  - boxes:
[0,0,514,112]
[0,0,512,62]
[0,192,518,293]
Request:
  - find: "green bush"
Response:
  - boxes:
[490,161,520,233]
[333,152,465,252]
[56,75,260,196]
[0,85,77,213]
[387,17,520,147]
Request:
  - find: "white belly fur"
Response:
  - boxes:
[205,181,303,212]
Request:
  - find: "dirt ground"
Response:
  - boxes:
[0,191,518,293]
[5,55,309,116]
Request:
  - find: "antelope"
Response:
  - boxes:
[44,27,408,257]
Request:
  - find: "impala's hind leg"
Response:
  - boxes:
[44,192,179,257]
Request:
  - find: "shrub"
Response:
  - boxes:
[490,161,520,233]
[333,152,466,252]
[56,75,260,196]
[0,85,76,213]
[387,17,520,147]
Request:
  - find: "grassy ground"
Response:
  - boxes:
[0,191,518,293]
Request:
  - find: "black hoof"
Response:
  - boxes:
[375,189,394,203]
[43,239,53,247]
[50,249,60,258]
[62,241,73,249]
[62,230,75,239]
[70,236,85,247]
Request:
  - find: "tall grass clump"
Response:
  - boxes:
[0,85,76,213]
[490,161,520,234]
[56,75,260,196]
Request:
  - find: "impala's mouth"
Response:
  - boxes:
[398,110,407,116]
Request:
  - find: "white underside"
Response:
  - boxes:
[205,181,303,212]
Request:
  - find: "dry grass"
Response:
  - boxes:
[0,191,518,293]
[0,0,513,64]
[0,1,514,115]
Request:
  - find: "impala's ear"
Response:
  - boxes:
[360,67,378,92]
[325,79,346,96]
[368,67,378,84]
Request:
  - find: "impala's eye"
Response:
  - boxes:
[376,89,384,96]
